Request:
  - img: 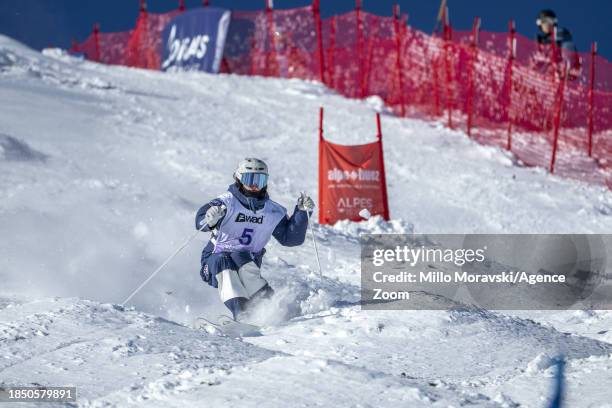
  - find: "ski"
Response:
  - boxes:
[194,315,261,338]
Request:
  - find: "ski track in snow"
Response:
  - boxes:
[1,35,612,406]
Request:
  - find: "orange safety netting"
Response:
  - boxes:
[71,4,612,188]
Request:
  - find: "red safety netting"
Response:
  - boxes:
[71,10,180,69]
[222,6,320,80]
[442,29,612,186]
[71,26,132,66]
[71,4,612,188]
[128,10,181,69]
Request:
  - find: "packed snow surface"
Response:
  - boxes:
[1,35,612,407]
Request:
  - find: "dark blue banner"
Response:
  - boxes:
[161,7,231,73]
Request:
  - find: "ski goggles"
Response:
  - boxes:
[240,172,268,190]
[536,17,556,26]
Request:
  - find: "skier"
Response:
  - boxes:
[195,158,314,321]
[535,9,576,52]
[531,9,580,79]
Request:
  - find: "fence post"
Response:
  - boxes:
[93,23,101,63]
[135,2,150,69]
[313,0,326,84]
[587,42,597,157]
[363,22,379,99]
[466,16,480,137]
[328,16,337,89]
[443,6,453,129]
[506,20,516,151]
[550,64,569,174]
[393,4,406,117]
[356,0,365,98]
[318,107,325,224]
[178,0,185,12]
[265,0,277,77]
[433,54,441,116]
[539,27,557,133]
[249,32,256,75]
[550,26,559,68]
[70,38,79,53]
[376,113,390,221]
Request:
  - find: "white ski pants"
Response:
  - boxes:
[217,263,268,303]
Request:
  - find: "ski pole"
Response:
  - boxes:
[121,222,207,307]
[302,192,323,279]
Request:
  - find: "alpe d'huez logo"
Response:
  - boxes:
[328,168,380,182]
[235,213,264,224]
[161,25,210,70]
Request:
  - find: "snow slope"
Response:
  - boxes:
[1,35,612,407]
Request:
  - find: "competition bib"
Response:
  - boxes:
[213,193,286,254]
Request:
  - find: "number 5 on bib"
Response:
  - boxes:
[239,228,254,245]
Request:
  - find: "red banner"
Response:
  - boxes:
[318,110,390,224]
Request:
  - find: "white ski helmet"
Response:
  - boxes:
[234,158,269,192]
